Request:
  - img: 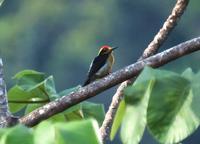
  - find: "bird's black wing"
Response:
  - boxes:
[83,54,108,86]
[88,54,109,78]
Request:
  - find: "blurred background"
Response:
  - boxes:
[0,0,200,143]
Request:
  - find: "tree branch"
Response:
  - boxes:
[100,0,189,141]
[19,37,200,127]
[140,0,189,59]
[0,59,18,127]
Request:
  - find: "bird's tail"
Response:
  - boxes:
[83,78,91,86]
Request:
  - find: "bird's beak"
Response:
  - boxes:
[111,47,118,51]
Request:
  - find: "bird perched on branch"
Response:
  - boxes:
[83,45,117,86]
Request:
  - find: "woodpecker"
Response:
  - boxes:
[83,45,117,86]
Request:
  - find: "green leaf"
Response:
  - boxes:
[0,120,101,144]
[117,67,200,144]
[64,103,82,114]
[14,70,46,91]
[54,119,101,144]
[13,70,45,80]
[181,68,194,81]
[82,101,105,125]
[24,98,44,114]
[110,100,126,140]
[8,85,48,113]
[8,86,30,113]
[9,70,50,102]
[121,79,155,144]
[124,67,157,104]
[9,70,80,114]
[0,0,4,6]
[63,104,83,121]
[110,67,155,143]
[190,71,200,119]
[64,110,83,121]
[8,70,59,113]
[124,82,149,104]
[43,76,58,100]
[49,114,66,122]
[0,125,33,144]
[13,70,58,99]
[0,129,7,140]
[64,101,105,125]
[34,121,55,144]
[147,69,195,144]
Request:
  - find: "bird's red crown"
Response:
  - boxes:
[100,45,111,50]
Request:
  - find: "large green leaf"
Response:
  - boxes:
[110,67,155,142]
[8,70,59,113]
[181,68,200,121]
[0,0,4,6]
[49,114,67,122]
[43,76,58,100]
[9,70,81,114]
[54,119,102,144]
[110,100,126,140]
[8,86,32,113]
[190,71,200,119]
[13,70,45,79]
[13,70,46,91]
[111,67,154,142]
[181,68,194,81]
[13,70,57,98]
[121,78,155,144]
[34,121,55,144]
[0,129,7,139]
[82,101,105,125]
[24,98,45,114]
[9,70,83,116]
[147,68,198,144]
[0,120,101,144]
[64,101,105,125]
[8,85,49,113]
[118,67,200,144]
[63,103,84,121]
[0,125,33,144]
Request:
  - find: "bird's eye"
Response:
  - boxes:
[99,48,110,55]
[103,49,109,53]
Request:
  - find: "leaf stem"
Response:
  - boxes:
[8,99,49,104]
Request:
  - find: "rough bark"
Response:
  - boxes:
[0,59,18,127]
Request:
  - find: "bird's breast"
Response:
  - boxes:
[96,53,114,78]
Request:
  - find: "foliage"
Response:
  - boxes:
[0,119,101,144]
[8,70,105,125]
[111,67,200,144]
[5,67,200,144]
[0,0,4,6]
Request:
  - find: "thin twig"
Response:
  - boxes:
[8,99,49,104]
[100,0,189,142]
[19,37,200,127]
